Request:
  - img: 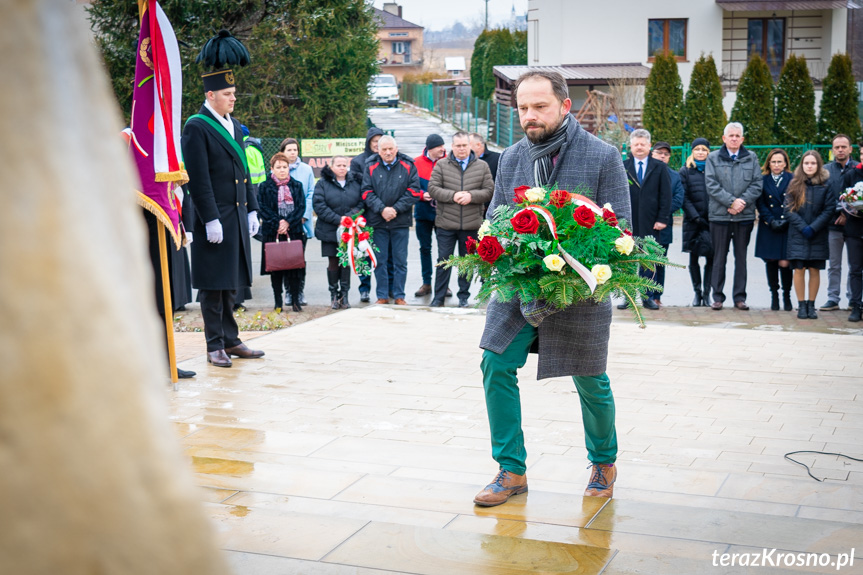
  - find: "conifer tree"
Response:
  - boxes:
[471,31,491,99]
[683,54,726,143]
[471,28,527,101]
[730,55,774,145]
[86,0,379,138]
[642,51,684,144]
[816,53,862,144]
[774,54,816,144]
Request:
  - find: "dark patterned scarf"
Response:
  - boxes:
[527,114,570,187]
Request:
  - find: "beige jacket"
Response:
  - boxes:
[428,152,494,231]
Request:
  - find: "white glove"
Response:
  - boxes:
[248,211,260,236]
[205,219,223,243]
[185,231,193,245]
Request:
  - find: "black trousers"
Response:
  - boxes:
[433,228,473,302]
[710,221,754,304]
[847,235,863,305]
[199,289,242,352]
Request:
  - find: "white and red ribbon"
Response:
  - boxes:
[339,216,377,276]
[513,205,597,294]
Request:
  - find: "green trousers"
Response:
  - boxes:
[480,323,617,476]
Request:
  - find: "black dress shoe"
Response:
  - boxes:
[232,303,247,312]
[458,298,469,308]
[429,299,445,307]
[642,298,659,310]
[360,291,370,303]
[225,343,265,359]
[177,368,196,379]
[617,302,630,310]
[207,350,232,367]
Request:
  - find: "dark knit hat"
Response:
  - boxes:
[652,141,671,152]
[691,137,710,149]
[425,133,445,150]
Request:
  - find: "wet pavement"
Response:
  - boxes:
[170,305,863,574]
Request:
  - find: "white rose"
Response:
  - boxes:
[591,264,612,285]
[543,254,565,272]
[478,220,491,239]
[525,187,546,203]
[614,234,635,255]
[603,203,613,210]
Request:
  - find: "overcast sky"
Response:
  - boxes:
[372,0,528,32]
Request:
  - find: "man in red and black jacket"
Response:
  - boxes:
[362,135,421,305]
[412,133,447,297]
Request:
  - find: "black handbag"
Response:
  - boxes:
[694,228,713,257]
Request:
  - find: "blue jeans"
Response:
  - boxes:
[415,218,435,285]
[374,227,409,300]
[359,237,395,295]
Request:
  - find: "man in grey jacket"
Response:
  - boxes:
[705,122,763,310]
[428,131,494,307]
[473,71,631,507]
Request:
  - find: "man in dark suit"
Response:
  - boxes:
[620,129,672,310]
[469,132,500,182]
[182,68,264,367]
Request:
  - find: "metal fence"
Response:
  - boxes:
[402,83,524,148]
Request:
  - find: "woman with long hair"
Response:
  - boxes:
[755,149,794,310]
[784,150,836,319]
[679,138,713,306]
[258,152,307,312]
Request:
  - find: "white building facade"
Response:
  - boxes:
[526,0,856,115]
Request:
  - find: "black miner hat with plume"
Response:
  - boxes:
[197,30,250,92]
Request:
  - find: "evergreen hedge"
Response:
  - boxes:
[774,54,816,144]
[683,54,726,144]
[642,51,684,143]
[86,0,379,139]
[470,28,527,101]
[729,55,774,145]
[816,53,862,144]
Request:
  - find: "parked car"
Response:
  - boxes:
[368,74,399,108]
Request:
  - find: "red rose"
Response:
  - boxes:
[573,205,596,228]
[549,189,570,208]
[358,231,370,241]
[510,210,539,234]
[477,236,504,263]
[513,185,530,203]
[356,216,366,226]
[466,236,478,254]
[602,208,618,226]
[624,228,633,236]
[341,232,352,243]
[340,216,353,227]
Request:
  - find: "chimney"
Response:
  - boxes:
[383,2,401,17]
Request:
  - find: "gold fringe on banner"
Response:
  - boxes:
[154,168,189,185]
[136,191,183,250]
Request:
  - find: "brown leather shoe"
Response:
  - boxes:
[206,350,232,368]
[473,469,528,507]
[225,343,265,359]
[375,298,389,304]
[584,463,616,498]
[734,301,750,310]
[414,284,432,296]
[710,301,723,310]
[393,298,408,305]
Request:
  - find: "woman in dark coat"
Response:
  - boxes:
[258,152,306,312]
[784,150,835,320]
[314,156,363,309]
[679,138,712,306]
[755,149,794,311]
[842,166,863,322]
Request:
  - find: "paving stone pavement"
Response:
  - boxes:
[170,305,863,575]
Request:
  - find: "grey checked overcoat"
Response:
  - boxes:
[479,117,631,379]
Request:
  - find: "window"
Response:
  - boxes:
[648,19,687,61]
[392,41,411,63]
[392,41,405,54]
[748,18,785,78]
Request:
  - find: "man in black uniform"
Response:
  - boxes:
[182,44,264,368]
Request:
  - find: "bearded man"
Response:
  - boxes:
[473,70,631,507]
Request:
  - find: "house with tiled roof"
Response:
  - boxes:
[373,3,424,82]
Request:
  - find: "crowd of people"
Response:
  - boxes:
[621,125,863,323]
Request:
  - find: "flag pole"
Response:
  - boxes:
[157,222,178,388]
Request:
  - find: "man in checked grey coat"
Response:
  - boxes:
[473,70,631,507]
